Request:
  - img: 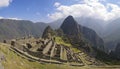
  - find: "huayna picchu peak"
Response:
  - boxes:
[60,16,104,51]
[60,15,80,35]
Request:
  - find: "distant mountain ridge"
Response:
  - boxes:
[0,19,47,41]
[103,18,120,51]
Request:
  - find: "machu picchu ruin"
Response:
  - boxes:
[7,36,103,66]
[4,20,104,68]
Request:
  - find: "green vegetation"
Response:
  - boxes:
[95,48,120,65]
[55,36,72,47]
[72,48,81,53]
[55,36,81,53]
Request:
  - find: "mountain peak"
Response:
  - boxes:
[60,15,80,35]
[66,15,74,19]
[64,15,76,24]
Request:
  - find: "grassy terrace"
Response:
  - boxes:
[55,36,81,53]
[55,37,72,47]
[60,46,67,61]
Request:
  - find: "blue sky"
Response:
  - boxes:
[0,0,120,22]
[0,0,77,22]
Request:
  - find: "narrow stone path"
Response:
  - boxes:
[50,42,56,57]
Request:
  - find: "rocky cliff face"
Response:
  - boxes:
[60,15,104,51]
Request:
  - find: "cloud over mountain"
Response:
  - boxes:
[48,0,120,21]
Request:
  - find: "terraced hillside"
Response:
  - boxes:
[0,38,120,69]
[7,36,103,66]
[0,43,78,69]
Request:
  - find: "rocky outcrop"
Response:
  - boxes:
[42,26,55,39]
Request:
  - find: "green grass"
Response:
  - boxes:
[72,48,81,53]
[55,36,81,53]
[55,37,72,47]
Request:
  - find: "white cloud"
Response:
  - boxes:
[7,17,21,20]
[0,0,12,8]
[77,0,106,3]
[48,0,120,21]
[54,2,61,7]
[0,16,4,19]
[0,16,22,20]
